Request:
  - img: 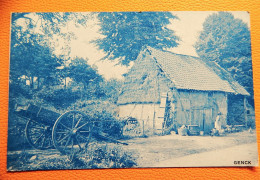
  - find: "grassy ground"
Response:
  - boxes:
[7,142,136,171]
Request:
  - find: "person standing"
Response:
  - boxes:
[215,112,222,131]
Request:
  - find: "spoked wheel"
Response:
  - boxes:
[52,111,93,155]
[25,119,53,150]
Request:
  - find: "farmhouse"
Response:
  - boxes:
[117,47,250,135]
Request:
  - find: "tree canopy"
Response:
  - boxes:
[68,58,103,90]
[10,27,61,89]
[195,12,253,99]
[9,12,108,109]
[94,12,180,65]
[195,12,251,62]
[10,13,90,89]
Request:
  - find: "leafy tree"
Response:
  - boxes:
[10,13,59,90]
[11,12,89,55]
[94,12,179,65]
[195,12,253,99]
[68,58,103,90]
[195,12,251,62]
[10,12,90,89]
[10,25,62,90]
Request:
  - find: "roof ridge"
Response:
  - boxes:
[146,46,200,59]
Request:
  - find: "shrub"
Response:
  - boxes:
[34,86,81,110]
[82,142,137,169]
[7,142,137,171]
[70,99,124,139]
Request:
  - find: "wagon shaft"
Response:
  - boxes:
[92,131,128,145]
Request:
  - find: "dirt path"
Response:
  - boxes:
[155,143,258,167]
[123,131,258,167]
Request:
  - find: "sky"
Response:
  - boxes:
[20,11,250,80]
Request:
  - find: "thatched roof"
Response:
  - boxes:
[117,47,249,105]
[148,47,249,95]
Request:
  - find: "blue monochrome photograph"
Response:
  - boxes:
[7,11,258,171]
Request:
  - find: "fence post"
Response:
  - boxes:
[244,96,248,128]
[142,119,145,136]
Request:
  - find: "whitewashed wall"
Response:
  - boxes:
[118,103,165,134]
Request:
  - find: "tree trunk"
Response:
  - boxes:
[37,77,40,90]
[30,76,34,89]
[64,77,67,89]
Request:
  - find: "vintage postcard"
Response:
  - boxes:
[7,11,258,171]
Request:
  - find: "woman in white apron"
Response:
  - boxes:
[215,112,222,131]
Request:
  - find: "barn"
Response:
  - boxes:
[117,46,250,135]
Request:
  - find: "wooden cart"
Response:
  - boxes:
[15,104,127,155]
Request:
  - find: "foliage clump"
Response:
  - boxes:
[71,99,123,139]
[195,12,253,103]
[7,143,137,171]
[95,12,179,65]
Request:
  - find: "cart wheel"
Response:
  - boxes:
[25,119,53,150]
[52,111,93,155]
